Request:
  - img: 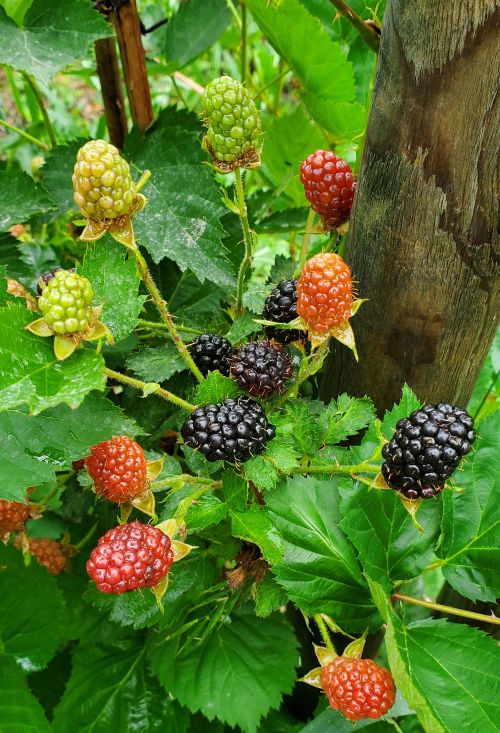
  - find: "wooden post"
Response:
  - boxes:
[95,37,128,148]
[111,0,153,133]
[322,0,500,413]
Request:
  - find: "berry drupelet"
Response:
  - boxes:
[262,279,303,344]
[230,340,293,398]
[37,267,76,296]
[382,403,475,499]
[189,333,235,376]
[300,150,356,230]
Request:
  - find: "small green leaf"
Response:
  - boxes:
[0,655,52,732]
[243,281,272,314]
[255,575,289,618]
[381,384,422,439]
[231,506,284,564]
[223,468,248,509]
[244,454,280,491]
[163,0,231,70]
[126,343,187,383]
[0,164,53,231]
[194,370,241,403]
[265,439,301,474]
[321,394,376,444]
[186,493,228,531]
[226,311,258,344]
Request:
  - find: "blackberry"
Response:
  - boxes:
[190,333,235,376]
[382,403,475,499]
[231,340,293,398]
[37,267,76,296]
[262,279,303,344]
[181,397,275,463]
[38,269,94,335]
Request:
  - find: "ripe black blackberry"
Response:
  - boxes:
[37,267,76,296]
[231,340,293,398]
[190,333,235,376]
[382,403,475,499]
[181,397,275,462]
[262,279,303,344]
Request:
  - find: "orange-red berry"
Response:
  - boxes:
[85,436,148,504]
[296,252,353,333]
[321,657,396,721]
[299,150,355,229]
[27,538,68,576]
[0,499,30,536]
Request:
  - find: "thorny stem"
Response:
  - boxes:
[240,0,247,83]
[104,367,196,411]
[136,319,203,336]
[253,66,288,101]
[295,462,380,476]
[126,246,203,381]
[298,208,317,267]
[314,614,335,652]
[234,168,254,314]
[23,73,57,148]
[328,0,380,53]
[0,119,49,150]
[151,475,220,490]
[392,593,500,626]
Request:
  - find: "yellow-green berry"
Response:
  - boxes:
[38,270,94,336]
[203,76,261,165]
[72,140,135,220]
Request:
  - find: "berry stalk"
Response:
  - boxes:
[0,118,49,150]
[295,462,380,476]
[23,73,57,148]
[314,614,335,652]
[234,167,254,315]
[103,367,196,411]
[392,593,500,626]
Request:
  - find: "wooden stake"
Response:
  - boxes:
[95,37,127,148]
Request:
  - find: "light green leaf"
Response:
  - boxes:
[265,439,301,474]
[194,370,241,403]
[0,164,53,231]
[222,468,248,509]
[321,394,376,443]
[186,493,228,531]
[163,0,231,70]
[436,412,500,601]
[41,139,84,219]
[0,0,111,86]
[255,574,289,618]
[266,476,379,633]
[126,343,187,383]
[381,384,421,439]
[244,454,280,490]
[0,393,140,501]
[231,506,284,564]
[148,610,299,733]
[0,303,106,414]
[226,311,258,344]
[0,654,52,732]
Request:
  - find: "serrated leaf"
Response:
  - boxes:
[0,164,53,231]
[247,0,364,143]
[255,574,289,618]
[299,692,414,732]
[125,108,234,288]
[265,476,379,633]
[436,413,500,601]
[126,343,187,383]
[244,454,280,490]
[265,439,301,473]
[0,0,111,87]
[0,393,140,500]
[0,654,52,732]
[78,236,145,342]
[283,400,324,456]
[231,507,284,564]
[0,545,65,671]
[41,140,84,218]
[321,394,376,443]
[222,468,248,509]
[148,610,299,733]
[226,311,258,344]
[0,303,106,414]
[243,281,271,314]
[186,493,228,531]
[194,370,241,403]
[52,641,188,733]
[163,0,231,70]
[381,385,422,439]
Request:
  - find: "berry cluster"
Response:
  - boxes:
[321,657,395,721]
[0,499,30,536]
[231,340,292,398]
[262,279,303,344]
[190,333,234,376]
[300,150,356,230]
[38,269,94,336]
[85,436,148,504]
[297,252,353,333]
[25,538,68,576]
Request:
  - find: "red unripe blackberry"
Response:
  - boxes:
[189,333,235,376]
[0,499,30,536]
[85,436,148,504]
[321,657,396,721]
[382,403,475,499]
[181,397,275,463]
[296,253,353,333]
[27,538,68,576]
[231,340,293,398]
[300,150,356,229]
[86,521,174,594]
[262,279,303,344]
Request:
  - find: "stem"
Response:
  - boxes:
[273,58,285,114]
[328,0,380,53]
[6,68,27,121]
[74,522,99,550]
[314,614,335,651]
[0,119,49,150]
[127,247,204,381]
[173,71,204,96]
[392,593,500,627]
[152,475,219,490]
[23,73,57,148]
[240,0,247,83]
[294,462,380,476]
[226,0,242,29]
[104,367,196,411]
[137,319,203,336]
[94,36,128,149]
[234,168,254,314]
[253,66,288,100]
[298,208,316,267]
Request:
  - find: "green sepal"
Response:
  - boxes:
[299,666,323,688]
[53,335,78,361]
[343,629,368,659]
[84,320,114,344]
[146,456,165,481]
[314,644,337,667]
[80,219,107,242]
[151,574,169,613]
[130,489,156,519]
[25,318,53,337]
[171,539,196,562]
[400,496,425,532]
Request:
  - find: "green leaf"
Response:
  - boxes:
[321,394,376,443]
[282,399,325,456]
[299,693,414,732]
[126,108,234,288]
[78,236,145,342]
[148,610,299,733]
[186,493,228,531]
[0,164,53,231]
[52,641,189,733]
[0,393,140,500]
[226,311,258,344]
[222,468,248,509]
[231,506,284,564]
[163,0,231,70]
[0,546,66,671]
[247,0,365,143]
[0,654,52,732]
[0,303,106,414]
[244,454,280,490]
[339,479,442,589]
[255,574,289,618]
[0,0,111,86]
[265,476,379,633]
[436,412,500,601]
[381,384,421,439]
[242,281,272,314]
[194,370,241,403]
[265,439,301,474]
[126,343,187,383]
[41,139,84,219]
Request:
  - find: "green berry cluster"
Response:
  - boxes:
[38,270,94,336]
[203,76,261,167]
[72,140,135,220]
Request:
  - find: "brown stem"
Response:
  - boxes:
[95,36,128,148]
[329,0,380,53]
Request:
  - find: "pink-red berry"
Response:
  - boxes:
[321,657,396,721]
[86,521,174,594]
[0,499,30,536]
[297,253,353,333]
[26,538,68,576]
[300,150,355,229]
[85,436,148,504]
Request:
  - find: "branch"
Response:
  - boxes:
[329,0,380,53]
[392,593,500,627]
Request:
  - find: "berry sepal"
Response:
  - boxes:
[202,136,261,174]
[27,307,113,361]
[78,192,147,246]
[307,298,365,357]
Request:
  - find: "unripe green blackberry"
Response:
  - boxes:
[203,76,261,167]
[72,140,135,220]
[38,270,94,335]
